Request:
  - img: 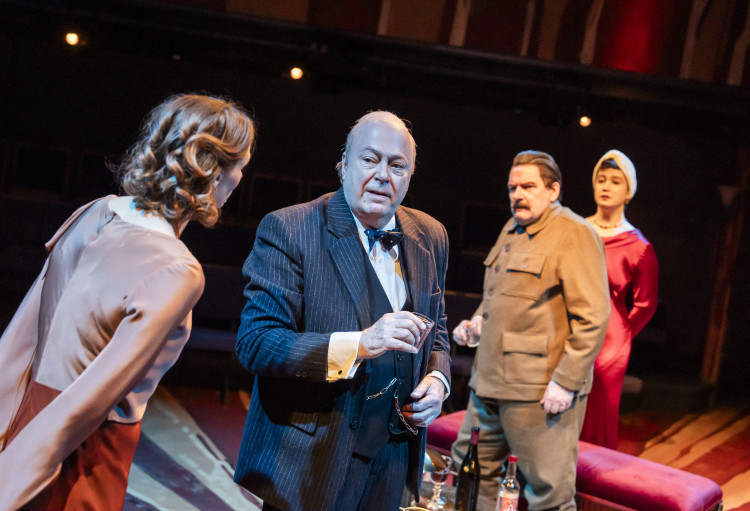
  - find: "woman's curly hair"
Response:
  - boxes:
[115,93,255,227]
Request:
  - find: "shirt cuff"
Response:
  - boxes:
[327,331,362,381]
[428,370,451,400]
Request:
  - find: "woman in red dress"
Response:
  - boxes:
[580,149,659,449]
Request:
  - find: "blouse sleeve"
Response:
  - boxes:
[0,260,203,508]
[627,242,659,338]
[0,197,114,442]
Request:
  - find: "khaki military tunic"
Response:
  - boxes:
[469,202,610,401]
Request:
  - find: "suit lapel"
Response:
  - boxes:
[398,209,430,316]
[397,209,433,380]
[326,189,372,330]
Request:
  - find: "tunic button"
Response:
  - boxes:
[487,288,494,296]
[482,312,489,320]
[504,244,510,252]
[350,420,359,430]
[494,265,500,273]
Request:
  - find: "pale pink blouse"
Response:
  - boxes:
[0,197,204,507]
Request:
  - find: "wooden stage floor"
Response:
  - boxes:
[124,385,750,511]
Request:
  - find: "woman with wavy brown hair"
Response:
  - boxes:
[0,93,255,509]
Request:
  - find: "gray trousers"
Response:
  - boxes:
[451,390,587,511]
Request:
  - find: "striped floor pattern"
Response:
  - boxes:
[125,387,261,511]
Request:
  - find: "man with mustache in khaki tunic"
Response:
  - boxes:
[451,150,609,510]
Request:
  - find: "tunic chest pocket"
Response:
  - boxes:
[499,252,546,300]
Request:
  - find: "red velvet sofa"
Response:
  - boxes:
[427,410,723,511]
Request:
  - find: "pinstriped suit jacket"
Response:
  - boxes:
[234,188,451,511]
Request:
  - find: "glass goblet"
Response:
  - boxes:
[427,455,452,510]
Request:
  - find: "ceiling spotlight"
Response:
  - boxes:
[579,115,592,127]
[290,67,303,80]
[65,32,80,46]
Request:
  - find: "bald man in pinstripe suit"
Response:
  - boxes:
[233,112,451,511]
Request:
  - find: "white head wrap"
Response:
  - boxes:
[593,149,637,200]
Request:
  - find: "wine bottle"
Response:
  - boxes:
[496,454,520,511]
[454,426,481,511]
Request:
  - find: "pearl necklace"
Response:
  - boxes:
[591,218,623,230]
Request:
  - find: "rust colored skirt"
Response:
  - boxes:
[7,381,141,511]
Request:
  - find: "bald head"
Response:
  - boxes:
[337,111,416,180]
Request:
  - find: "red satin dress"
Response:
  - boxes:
[580,228,659,449]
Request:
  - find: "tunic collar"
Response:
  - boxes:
[506,201,561,236]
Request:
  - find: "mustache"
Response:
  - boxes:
[512,200,529,209]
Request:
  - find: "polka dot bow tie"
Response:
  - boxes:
[364,228,404,253]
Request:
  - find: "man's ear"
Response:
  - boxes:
[339,153,347,179]
[549,182,561,202]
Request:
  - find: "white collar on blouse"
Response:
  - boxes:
[107,196,177,238]
[586,216,635,238]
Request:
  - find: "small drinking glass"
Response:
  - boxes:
[464,325,480,348]
[412,312,435,351]
[426,455,452,510]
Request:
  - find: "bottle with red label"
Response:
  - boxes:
[495,454,519,511]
